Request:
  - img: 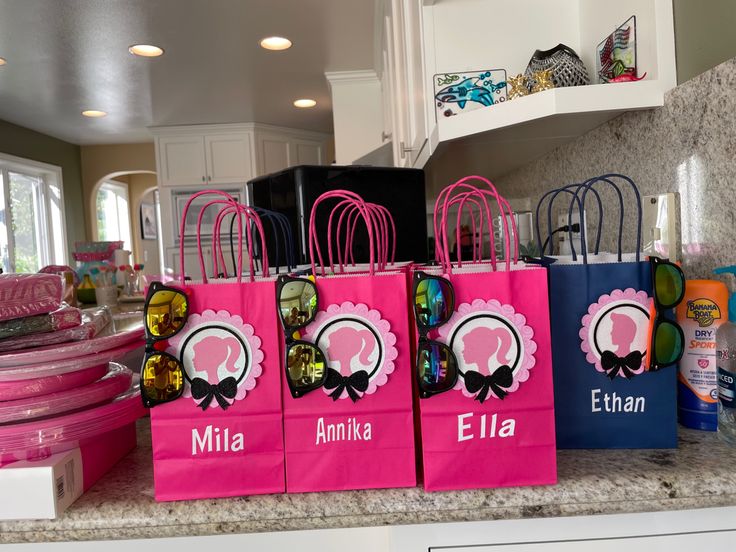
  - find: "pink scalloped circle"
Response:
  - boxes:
[302,301,397,400]
[580,288,652,378]
[167,309,264,409]
[437,299,536,401]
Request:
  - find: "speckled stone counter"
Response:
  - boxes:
[2,419,736,544]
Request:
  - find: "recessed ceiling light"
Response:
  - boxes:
[82,110,107,118]
[0,58,6,66]
[128,44,164,57]
[293,99,317,108]
[260,36,292,51]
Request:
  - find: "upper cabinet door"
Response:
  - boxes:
[399,0,429,167]
[257,134,293,176]
[158,135,207,187]
[386,0,429,168]
[204,133,255,184]
[293,140,323,165]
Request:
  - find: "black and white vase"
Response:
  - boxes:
[524,44,590,89]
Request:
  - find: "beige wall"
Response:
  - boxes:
[80,143,156,239]
[129,173,161,275]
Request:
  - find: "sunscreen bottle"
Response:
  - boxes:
[676,279,728,430]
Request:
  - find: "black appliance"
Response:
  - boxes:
[247,165,428,266]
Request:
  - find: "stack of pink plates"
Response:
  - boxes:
[0,314,147,465]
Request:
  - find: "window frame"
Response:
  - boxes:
[0,152,67,273]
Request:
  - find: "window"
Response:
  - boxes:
[96,181,132,252]
[0,154,66,273]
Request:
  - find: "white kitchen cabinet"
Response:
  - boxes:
[166,245,214,281]
[153,123,329,280]
[154,123,327,188]
[333,0,676,174]
[157,135,207,186]
[387,0,430,168]
[326,0,430,167]
[255,130,327,173]
[204,133,255,185]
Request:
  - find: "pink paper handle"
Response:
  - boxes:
[435,186,495,271]
[340,202,393,270]
[309,191,375,276]
[434,176,518,273]
[178,190,239,285]
[211,202,271,281]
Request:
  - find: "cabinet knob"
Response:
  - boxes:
[207,175,211,182]
[201,176,205,182]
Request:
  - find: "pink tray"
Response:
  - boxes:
[0,340,142,384]
[0,313,143,368]
[0,384,145,458]
[0,363,133,424]
[0,363,108,402]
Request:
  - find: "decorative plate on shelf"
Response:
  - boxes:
[596,15,637,83]
[433,69,507,118]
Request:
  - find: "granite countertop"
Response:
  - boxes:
[3,419,736,544]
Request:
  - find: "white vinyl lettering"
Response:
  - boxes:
[192,425,212,454]
[592,388,602,412]
[191,425,244,455]
[458,413,473,441]
[457,413,517,441]
[316,417,372,445]
[591,389,646,413]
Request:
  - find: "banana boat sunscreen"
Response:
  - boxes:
[677,279,729,430]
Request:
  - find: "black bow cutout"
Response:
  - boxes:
[600,350,643,379]
[464,365,514,403]
[324,368,369,402]
[190,376,238,410]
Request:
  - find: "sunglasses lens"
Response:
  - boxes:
[417,342,457,393]
[654,320,683,366]
[280,279,318,328]
[415,277,453,328]
[287,343,326,389]
[147,289,188,338]
[141,353,184,404]
[655,262,684,309]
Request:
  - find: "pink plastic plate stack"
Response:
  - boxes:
[0,311,147,467]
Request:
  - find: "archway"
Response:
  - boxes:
[90,170,160,275]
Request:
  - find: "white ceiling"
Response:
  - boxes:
[0,0,377,145]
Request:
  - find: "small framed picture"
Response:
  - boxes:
[172,188,245,242]
[140,202,157,240]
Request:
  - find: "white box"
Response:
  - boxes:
[0,448,84,520]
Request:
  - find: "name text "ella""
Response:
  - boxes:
[192,425,244,455]
[591,389,645,413]
[458,413,516,442]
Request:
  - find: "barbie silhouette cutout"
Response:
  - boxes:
[168,310,264,409]
[580,288,651,379]
[438,299,536,402]
[303,302,397,401]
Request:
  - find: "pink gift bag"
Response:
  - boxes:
[281,191,416,493]
[413,177,557,491]
[150,192,285,501]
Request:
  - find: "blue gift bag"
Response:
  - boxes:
[537,174,677,449]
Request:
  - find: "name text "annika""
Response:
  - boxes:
[316,417,372,445]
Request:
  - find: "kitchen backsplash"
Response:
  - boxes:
[496,56,736,280]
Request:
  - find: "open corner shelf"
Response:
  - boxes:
[436,80,666,144]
